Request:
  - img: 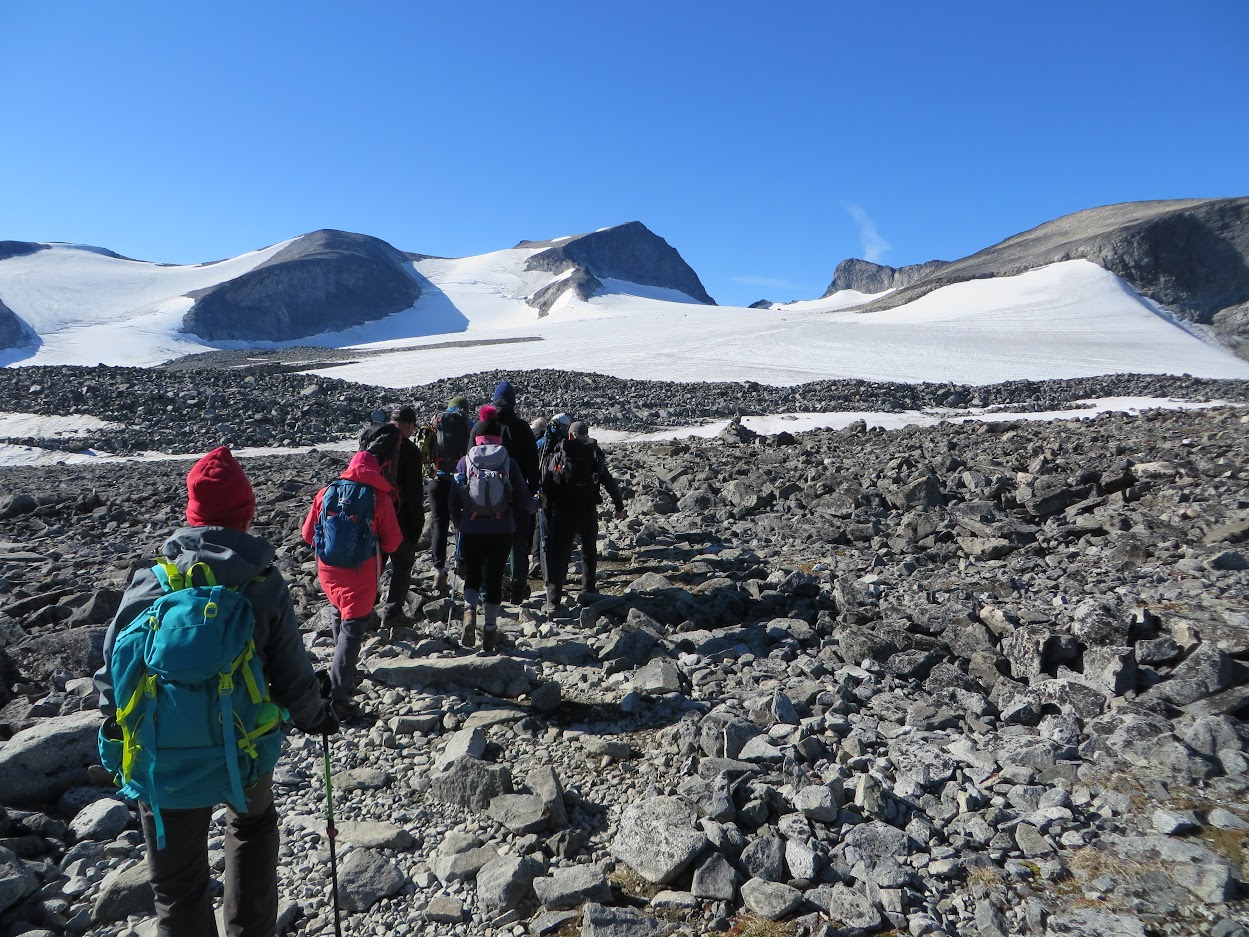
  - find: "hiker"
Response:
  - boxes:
[301,434,403,718]
[95,446,338,937]
[448,406,535,653]
[530,416,548,439]
[542,420,626,611]
[424,395,472,592]
[364,406,425,626]
[490,380,541,602]
[531,412,572,576]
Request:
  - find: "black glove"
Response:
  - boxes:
[301,701,340,737]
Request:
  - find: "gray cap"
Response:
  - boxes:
[569,421,589,436]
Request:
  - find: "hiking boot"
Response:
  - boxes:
[433,568,448,593]
[509,580,530,604]
[480,627,498,654]
[576,591,598,606]
[461,607,478,648]
[543,585,562,615]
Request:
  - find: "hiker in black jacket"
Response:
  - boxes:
[363,407,425,626]
[541,421,625,611]
[491,380,541,602]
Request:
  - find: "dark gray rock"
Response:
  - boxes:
[91,862,153,924]
[475,854,542,913]
[0,296,34,351]
[337,849,407,913]
[822,258,949,297]
[522,222,714,307]
[183,229,420,342]
[739,877,801,921]
[429,756,513,813]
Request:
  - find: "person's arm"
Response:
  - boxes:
[597,447,626,515]
[375,488,404,554]
[448,458,466,529]
[301,490,324,546]
[95,567,164,716]
[251,572,325,731]
[510,458,533,515]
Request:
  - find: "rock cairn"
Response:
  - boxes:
[0,379,1247,937]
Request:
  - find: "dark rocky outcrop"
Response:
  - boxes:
[521,222,714,310]
[182,229,420,342]
[841,197,1249,355]
[821,258,949,297]
[0,297,33,351]
[0,242,48,262]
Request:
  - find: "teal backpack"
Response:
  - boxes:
[98,559,284,848]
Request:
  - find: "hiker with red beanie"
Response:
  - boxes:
[96,446,336,937]
[448,405,535,653]
[302,436,403,719]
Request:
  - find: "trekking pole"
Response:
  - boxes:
[445,529,462,627]
[538,507,549,583]
[321,734,343,937]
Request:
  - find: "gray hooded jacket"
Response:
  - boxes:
[94,526,324,732]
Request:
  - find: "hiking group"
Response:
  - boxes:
[93,378,627,937]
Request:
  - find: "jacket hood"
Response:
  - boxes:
[342,451,394,492]
[160,526,275,586]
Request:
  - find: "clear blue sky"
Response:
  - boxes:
[2,1,1246,308]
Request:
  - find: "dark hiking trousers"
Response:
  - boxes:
[546,507,599,593]
[427,474,453,570]
[460,531,512,606]
[140,774,277,937]
[329,606,373,700]
[508,513,534,596]
[381,536,419,621]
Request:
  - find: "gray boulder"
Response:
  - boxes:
[0,710,101,806]
[610,796,708,885]
[475,854,542,913]
[580,902,677,937]
[338,849,407,913]
[370,655,534,698]
[92,862,153,924]
[740,877,801,921]
[532,863,611,910]
[430,756,513,813]
[69,798,131,842]
[0,846,38,916]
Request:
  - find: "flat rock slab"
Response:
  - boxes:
[610,796,707,885]
[532,864,611,910]
[92,862,153,924]
[740,877,802,920]
[581,901,677,937]
[370,656,534,698]
[335,820,415,851]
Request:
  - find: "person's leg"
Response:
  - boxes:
[331,612,372,701]
[222,774,278,937]
[544,511,574,606]
[428,476,450,580]
[509,514,533,602]
[482,533,510,651]
[578,511,600,596]
[459,534,485,645]
[381,537,418,622]
[140,803,217,937]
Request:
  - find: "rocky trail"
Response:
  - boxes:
[0,369,1248,937]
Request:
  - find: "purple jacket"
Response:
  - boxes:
[449,451,534,535]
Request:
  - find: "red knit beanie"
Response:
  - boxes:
[185,446,255,531]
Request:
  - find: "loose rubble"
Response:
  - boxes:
[0,368,1247,936]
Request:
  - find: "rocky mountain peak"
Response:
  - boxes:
[821,258,949,298]
[522,222,715,313]
[181,228,420,342]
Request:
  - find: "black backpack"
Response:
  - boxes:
[431,409,470,473]
[544,438,599,497]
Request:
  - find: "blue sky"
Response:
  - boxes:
[1,1,1246,308]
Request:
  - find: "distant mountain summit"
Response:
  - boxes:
[518,221,715,314]
[0,296,32,348]
[821,258,949,297]
[183,229,420,342]
[826,197,1249,356]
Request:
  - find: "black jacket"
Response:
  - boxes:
[495,404,541,491]
[95,526,324,732]
[543,436,624,514]
[393,436,425,540]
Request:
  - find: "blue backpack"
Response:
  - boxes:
[314,479,377,568]
[98,560,283,848]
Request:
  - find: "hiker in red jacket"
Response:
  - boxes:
[302,447,403,720]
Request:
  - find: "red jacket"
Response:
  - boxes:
[302,452,403,619]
